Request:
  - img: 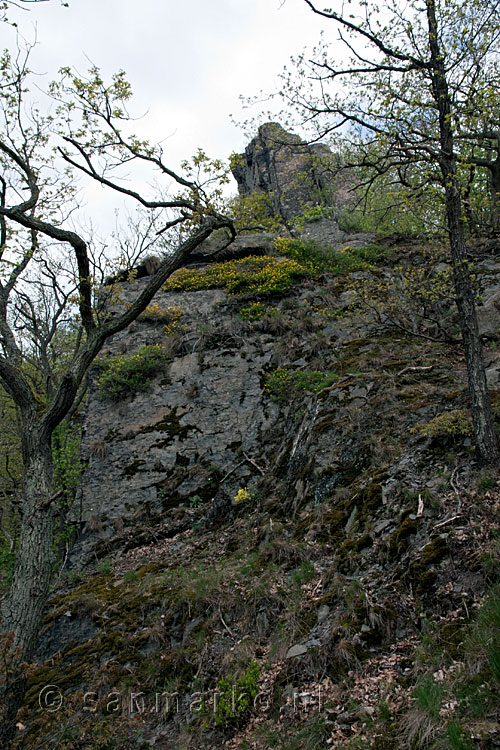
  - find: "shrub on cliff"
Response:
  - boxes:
[95,344,169,400]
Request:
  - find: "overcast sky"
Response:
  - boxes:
[3,0,327,176]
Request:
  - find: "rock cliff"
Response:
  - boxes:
[14,131,500,750]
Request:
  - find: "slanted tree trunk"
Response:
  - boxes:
[427,0,498,462]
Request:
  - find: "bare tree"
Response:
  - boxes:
[0,46,233,746]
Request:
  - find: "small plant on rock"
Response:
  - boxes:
[265,368,338,403]
[96,344,169,400]
[189,494,204,508]
[412,409,474,440]
[233,487,258,504]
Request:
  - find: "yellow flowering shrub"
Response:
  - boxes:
[139,303,186,335]
[233,487,257,504]
[163,255,309,297]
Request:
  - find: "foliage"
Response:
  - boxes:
[96,559,111,574]
[238,302,270,321]
[52,419,82,498]
[177,148,232,229]
[292,203,336,232]
[188,494,204,508]
[139,303,183,326]
[408,586,500,748]
[350,255,457,341]
[163,307,185,336]
[51,418,82,561]
[465,585,500,683]
[265,368,338,403]
[414,675,444,720]
[276,0,500,235]
[95,344,169,401]
[275,236,388,274]
[211,661,260,727]
[0,386,22,515]
[412,410,474,440]
[0,546,15,591]
[233,487,258,504]
[335,165,443,235]
[228,190,283,233]
[290,560,316,586]
[163,255,309,297]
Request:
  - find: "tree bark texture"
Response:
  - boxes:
[0,432,55,746]
[445,189,499,461]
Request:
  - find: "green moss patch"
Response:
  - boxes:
[95,344,169,400]
[265,368,338,402]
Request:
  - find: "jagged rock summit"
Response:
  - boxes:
[231,122,357,245]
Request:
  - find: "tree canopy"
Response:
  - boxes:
[276,0,500,232]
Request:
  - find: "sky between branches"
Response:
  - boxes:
[3,0,326,182]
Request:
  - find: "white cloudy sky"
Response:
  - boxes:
[3,0,327,182]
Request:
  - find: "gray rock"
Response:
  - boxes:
[317,604,330,624]
[477,288,500,336]
[304,638,321,648]
[231,122,354,226]
[286,644,308,659]
[70,282,280,565]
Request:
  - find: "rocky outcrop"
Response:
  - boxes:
[104,254,162,286]
[186,232,275,265]
[231,122,353,233]
[69,248,500,567]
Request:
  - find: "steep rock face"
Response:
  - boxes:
[71,248,500,567]
[24,239,500,749]
[231,122,353,236]
[71,283,280,564]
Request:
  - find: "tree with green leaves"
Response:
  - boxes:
[0,44,232,746]
[277,0,500,462]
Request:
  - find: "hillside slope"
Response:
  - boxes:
[11,232,500,749]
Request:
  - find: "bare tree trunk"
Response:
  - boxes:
[446,186,499,461]
[0,431,55,747]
